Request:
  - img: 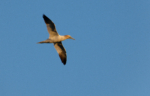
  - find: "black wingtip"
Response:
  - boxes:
[63,62,66,65]
[43,14,48,20]
[59,53,67,65]
[42,14,54,25]
[43,14,46,18]
[62,59,66,65]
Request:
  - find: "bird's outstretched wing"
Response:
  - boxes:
[43,14,58,37]
[54,42,67,65]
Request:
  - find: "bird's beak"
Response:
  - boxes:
[69,37,75,40]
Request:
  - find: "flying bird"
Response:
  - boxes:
[38,14,75,65]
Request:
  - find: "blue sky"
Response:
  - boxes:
[0,0,150,96]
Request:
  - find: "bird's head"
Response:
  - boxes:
[65,35,75,40]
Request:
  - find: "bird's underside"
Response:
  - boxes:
[37,14,68,65]
[38,14,75,65]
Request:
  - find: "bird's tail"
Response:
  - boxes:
[37,40,51,44]
[37,39,52,44]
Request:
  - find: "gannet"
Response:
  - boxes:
[38,14,75,65]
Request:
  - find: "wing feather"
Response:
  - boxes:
[54,42,67,65]
[43,14,58,37]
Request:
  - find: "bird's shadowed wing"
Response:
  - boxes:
[54,42,67,65]
[43,14,58,37]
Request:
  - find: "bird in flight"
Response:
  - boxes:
[38,14,75,65]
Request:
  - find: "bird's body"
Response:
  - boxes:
[38,35,73,43]
[38,14,75,65]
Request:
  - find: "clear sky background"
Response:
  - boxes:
[0,0,150,96]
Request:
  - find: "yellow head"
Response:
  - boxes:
[64,35,75,40]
